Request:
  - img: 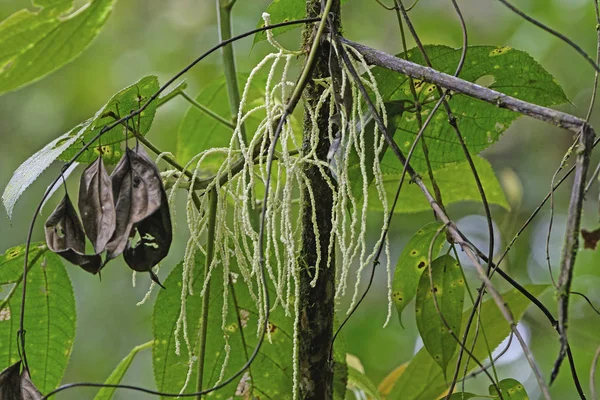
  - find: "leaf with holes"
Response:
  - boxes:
[152,257,346,398]
[105,146,163,262]
[93,341,153,400]
[415,255,465,375]
[369,156,509,214]
[78,156,116,254]
[489,378,529,399]
[392,222,445,327]
[372,45,568,173]
[44,194,102,274]
[0,252,76,394]
[0,0,115,95]
[176,75,266,172]
[386,285,548,400]
[2,76,159,219]
[0,243,47,285]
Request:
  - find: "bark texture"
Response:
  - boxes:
[298,1,340,399]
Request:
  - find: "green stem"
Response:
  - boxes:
[216,0,247,147]
[195,188,218,399]
[180,91,236,130]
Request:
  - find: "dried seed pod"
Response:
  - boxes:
[105,146,163,261]
[124,190,172,288]
[0,362,43,400]
[78,156,116,253]
[44,194,102,274]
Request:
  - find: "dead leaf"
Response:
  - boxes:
[0,361,43,400]
[44,194,102,274]
[581,227,600,250]
[78,156,116,253]
[105,146,163,261]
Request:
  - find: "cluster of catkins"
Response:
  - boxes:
[44,144,172,286]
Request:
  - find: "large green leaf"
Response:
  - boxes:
[2,76,159,218]
[93,341,153,400]
[0,251,76,393]
[0,243,47,284]
[369,156,509,214]
[175,75,265,171]
[153,257,346,398]
[489,378,530,399]
[415,255,465,375]
[386,285,548,400]
[373,45,568,173]
[392,222,445,326]
[0,0,115,95]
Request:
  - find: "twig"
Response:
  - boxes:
[496,0,600,73]
[553,125,595,383]
[180,91,236,130]
[341,38,588,133]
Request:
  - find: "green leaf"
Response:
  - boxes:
[392,222,445,326]
[153,257,346,398]
[0,243,47,284]
[347,366,382,400]
[93,341,153,400]
[2,76,159,218]
[386,285,548,400]
[370,156,509,214]
[489,378,529,399]
[0,251,76,393]
[58,75,160,164]
[415,255,465,375]
[373,45,568,173]
[0,0,115,95]
[175,75,265,171]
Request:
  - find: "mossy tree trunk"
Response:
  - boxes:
[298,1,341,399]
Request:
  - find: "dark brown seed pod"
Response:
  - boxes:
[123,190,172,288]
[0,361,43,400]
[78,156,116,253]
[123,146,171,287]
[44,194,102,274]
[105,145,163,262]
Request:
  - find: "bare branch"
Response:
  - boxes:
[341,38,588,133]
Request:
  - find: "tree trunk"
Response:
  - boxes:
[298,1,341,399]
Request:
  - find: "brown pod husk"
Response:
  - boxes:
[78,156,116,254]
[123,146,171,287]
[19,370,42,400]
[105,146,163,262]
[124,190,172,288]
[44,194,102,274]
[0,362,43,400]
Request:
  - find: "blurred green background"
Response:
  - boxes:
[1,0,599,399]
